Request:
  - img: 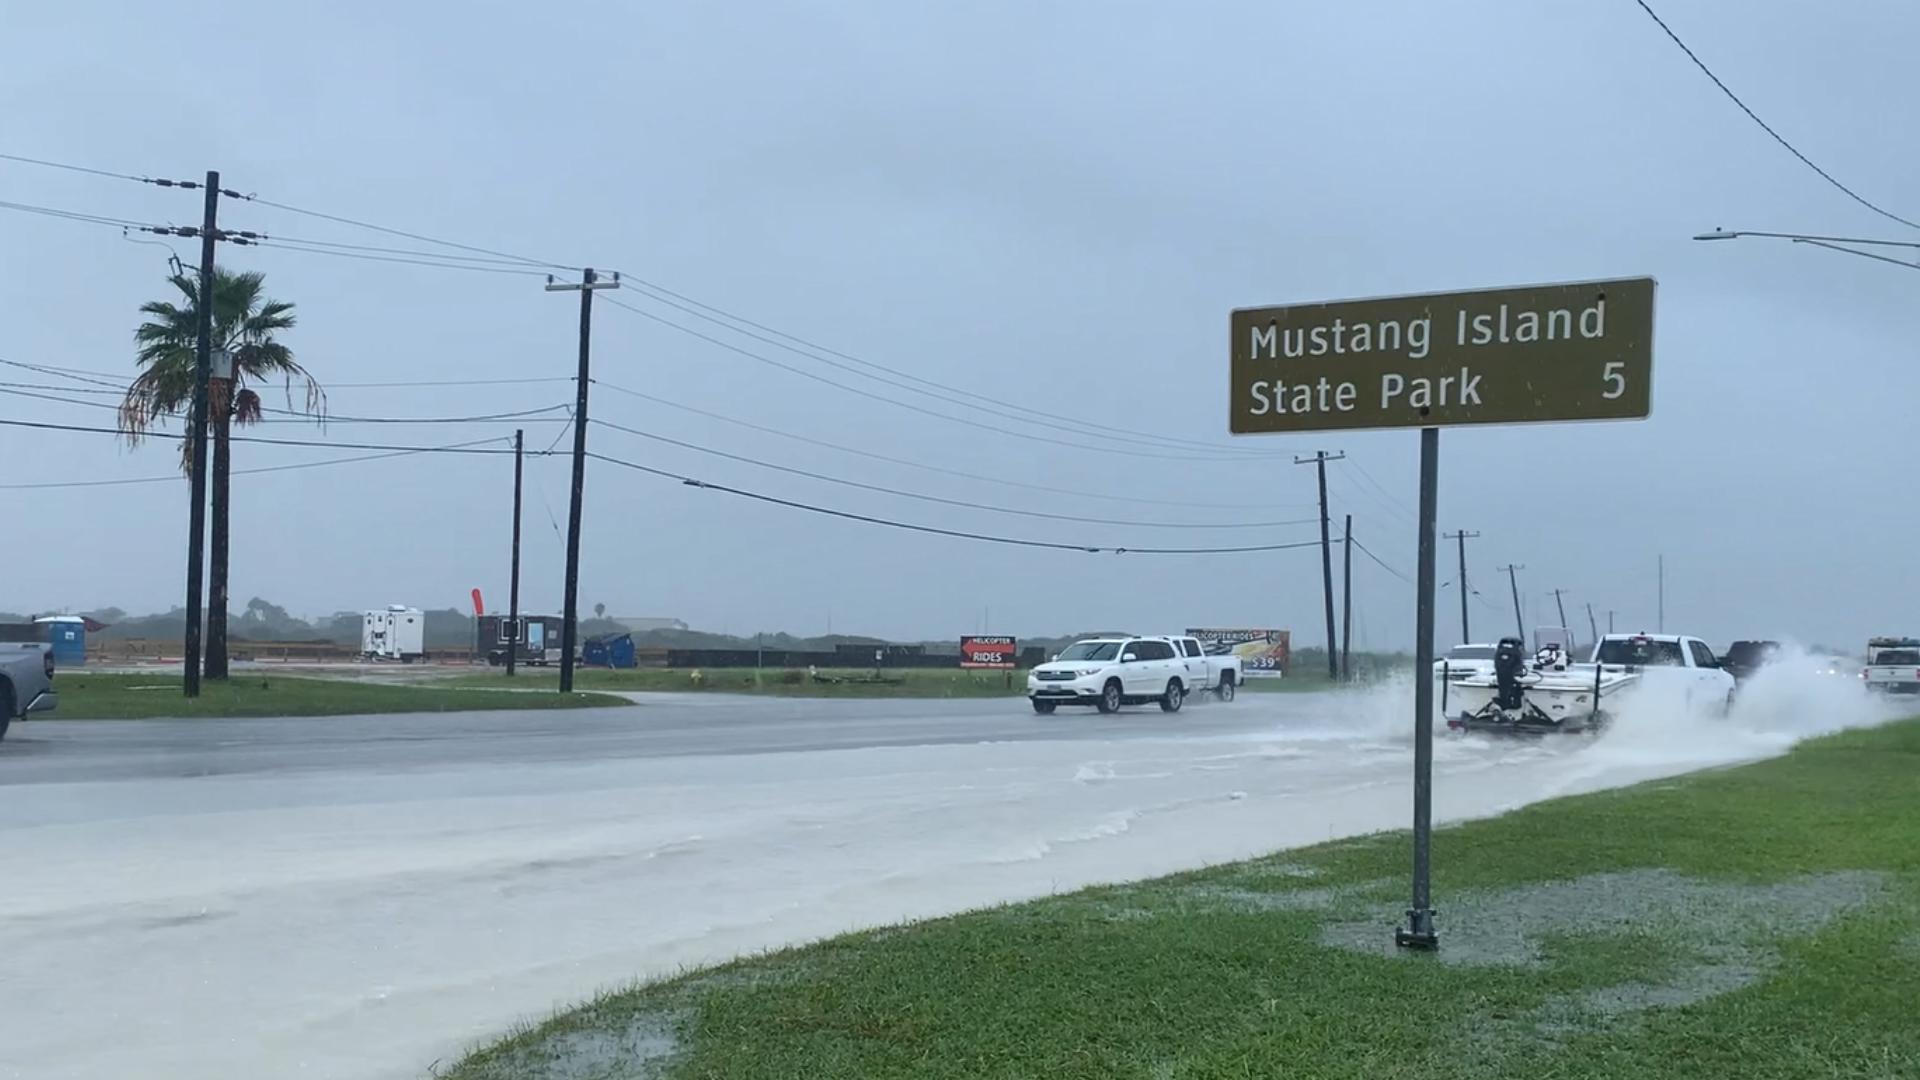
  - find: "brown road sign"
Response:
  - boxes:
[1230,277,1654,434]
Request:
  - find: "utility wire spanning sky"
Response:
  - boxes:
[0,0,1914,649]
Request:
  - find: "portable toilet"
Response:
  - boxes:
[35,615,86,666]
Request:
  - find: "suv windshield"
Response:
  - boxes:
[1596,638,1685,666]
[1057,641,1121,662]
[1873,649,1920,665]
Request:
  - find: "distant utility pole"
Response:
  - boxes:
[1294,450,1346,680]
[1444,531,1479,643]
[544,268,621,693]
[1340,513,1353,682]
[1585,602,1599,647]
[506,429,524,678]
[1658,554,1666,633]
[1551,589,1569,633]
[1608,609,1617,634]
[1499,564,1526,640]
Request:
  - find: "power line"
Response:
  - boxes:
[0,151,150,184]
[241,194,581,273]
[0,436,518,490]
[592,378,1283,511]
[1630,0,1920,231]
[1351,537,1415,585]
[614,279,1278,459]
[331,376,575,389]
[253,238,555,277]
[0,198,158,231]
[0,416,525,454]
[590,417,1317,531]
[255,235,563,268]
[0,384,572,425]
[599,296,1261,463]
[3,357,573,393]
[588,450,1331,556]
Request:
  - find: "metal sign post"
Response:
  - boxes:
[1227,276,1656,954]
[1397,426,1440,949]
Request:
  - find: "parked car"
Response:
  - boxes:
[0,641,57,741]
[1027,636,1195,714]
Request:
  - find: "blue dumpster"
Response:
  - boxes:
[582,632,636,669]
[36,615,86,666]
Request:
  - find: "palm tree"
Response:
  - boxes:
[121,267,323,679]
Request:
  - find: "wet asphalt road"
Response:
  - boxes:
[0,690,1330,785]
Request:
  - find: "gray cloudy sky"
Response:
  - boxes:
[2,1,1914,651]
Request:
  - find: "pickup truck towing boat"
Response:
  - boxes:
[1443,632,1734,736]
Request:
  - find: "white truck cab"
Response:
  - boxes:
[1590,632,1736,709]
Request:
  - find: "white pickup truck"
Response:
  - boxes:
[1027,635,1241,714]
[0,641,57,741]
[1864,637,1920,695]
[1446,632,1734,735]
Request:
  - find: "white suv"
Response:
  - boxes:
[1027,637,1191,714]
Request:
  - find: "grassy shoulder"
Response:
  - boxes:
[447,719,1920,1080]
[440,666,1031,698]
[45,673,631,719]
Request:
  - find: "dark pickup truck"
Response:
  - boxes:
[1721,640,1780,684]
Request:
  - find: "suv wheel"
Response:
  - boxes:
[1096,680,1123,714]
[1031,699,1056,715]
[1160,679,1184,713]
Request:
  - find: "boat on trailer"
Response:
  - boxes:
[1440,637,1637,735]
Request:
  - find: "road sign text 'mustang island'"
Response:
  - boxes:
[1229,277,1654,433]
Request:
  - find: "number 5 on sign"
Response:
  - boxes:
[1602,361,1626,400]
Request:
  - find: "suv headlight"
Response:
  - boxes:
[1074,667,1103,677]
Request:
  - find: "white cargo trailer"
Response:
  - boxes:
[361,605,426,663]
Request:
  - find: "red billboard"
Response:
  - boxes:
[960,636,1017,669]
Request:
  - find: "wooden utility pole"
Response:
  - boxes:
[507,429,524,677]
[1340,513,1353,681]
[1499,563,1526,641]
[181,171,219,697]
[1443,530,1479,643]
[544,269,620,692]
[1294,450,1345,680]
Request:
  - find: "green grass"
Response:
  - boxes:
[440,666,1032,698]
[45,673,631,719]
[444,719,1920,1080]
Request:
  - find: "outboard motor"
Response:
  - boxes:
[1492,636,1528,710]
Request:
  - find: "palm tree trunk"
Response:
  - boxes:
[206,389,232,680]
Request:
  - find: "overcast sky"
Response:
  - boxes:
[2,0,1914,651]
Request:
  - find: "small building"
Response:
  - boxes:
[583,633,636,669]
[35,615,86,666]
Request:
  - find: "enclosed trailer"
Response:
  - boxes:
[479,613,565,666]
[361,605,426,663]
